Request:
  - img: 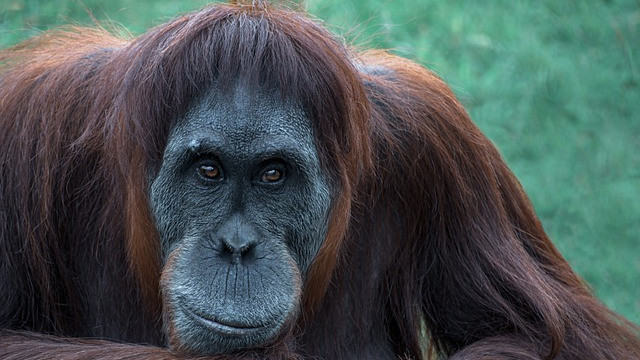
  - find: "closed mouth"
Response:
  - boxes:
[180,304,268,337]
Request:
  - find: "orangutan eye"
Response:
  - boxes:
[198,164,221,180]
[261,168,284,183]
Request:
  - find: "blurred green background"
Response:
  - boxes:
[1,0,638,323]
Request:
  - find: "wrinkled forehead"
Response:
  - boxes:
[171,84,315,151]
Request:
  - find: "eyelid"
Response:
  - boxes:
[186,147,222,169]
[183,141,223,167]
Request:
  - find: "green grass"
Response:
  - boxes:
[2,0,638,324]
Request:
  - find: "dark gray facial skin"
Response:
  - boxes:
[149,83,332,355]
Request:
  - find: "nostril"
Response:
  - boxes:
[222,239,234,254]
[219,237,256,263]
[221,238,255,254]
[238,244,251,255]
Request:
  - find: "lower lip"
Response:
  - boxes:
[180,305,268,337]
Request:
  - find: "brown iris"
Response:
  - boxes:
[261,168,283,183]
[198,164,220,179]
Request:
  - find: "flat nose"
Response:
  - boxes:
[217,216,257,264]
[221,236,255,255]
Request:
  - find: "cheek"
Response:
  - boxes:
[150,175,190,255]
[160,247,182,346]
[269,178,332,273]
[151,176,228,258]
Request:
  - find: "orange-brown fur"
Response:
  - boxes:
[1,2,638,359]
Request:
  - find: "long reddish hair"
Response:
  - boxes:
[0,2,638,359]
[0,0,369,336]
